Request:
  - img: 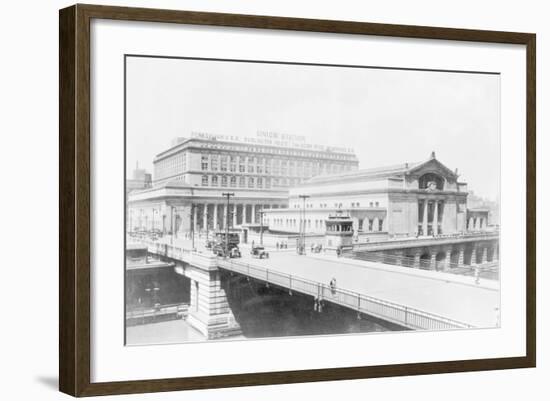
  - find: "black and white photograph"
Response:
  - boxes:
[124,56,501,345]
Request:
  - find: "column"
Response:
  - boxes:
[429,251,436,270]
[413,250,421,268]
[253,204,258,223]
[422,200,428,236]
[471,246,478,265]
[203,204,208,231]
[444,247,452,270]
[193,204,198,233]
[232,204,237,228]
[239,204,244,225]
[213,204,218,231]
[458,245,465,267]
[481,246,488,264]
[433,201,439,235]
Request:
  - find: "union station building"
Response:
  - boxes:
[264,151,491,240]
[127,133,359,234]
[128,130,491,243]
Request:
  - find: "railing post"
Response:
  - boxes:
[289,275,292,295]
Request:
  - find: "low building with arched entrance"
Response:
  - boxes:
[263,151,495,240]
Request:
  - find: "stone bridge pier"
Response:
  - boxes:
[177,258,242,340]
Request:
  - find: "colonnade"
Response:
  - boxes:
[419,199,444,236]
[192,203,281,232]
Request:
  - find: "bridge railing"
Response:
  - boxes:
[218,259,474,331]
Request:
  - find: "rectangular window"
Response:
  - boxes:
[201,155,208,171]
[211,175,218,186]
[248,177,254,188]
[221,176,228,187]
[239,176,245,188]
[230,176,236,187]
[201,175,208,186]
[211,156,218,171]
[220,156,227,172]
[239,156,245,172]
[230,156,236,172]
[257,177,263,188]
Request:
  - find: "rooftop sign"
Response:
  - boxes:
[190,131,355,154]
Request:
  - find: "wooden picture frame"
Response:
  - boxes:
[59,3,536,397]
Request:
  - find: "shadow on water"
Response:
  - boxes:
[221,272,407,339]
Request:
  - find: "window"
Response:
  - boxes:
[419,173,444,190]
[221,175,228,187]
[378,219,384,231]
[201,155,208,171]
[211,156,218,171]
[220,156,227,172]
[230,176,236,187]
[239,176,245,188]
[201,175,208,186]
[375,201,379,207]
[248,177,254,188]
[369,202,373,207]
[211,175,218,186]
[257,177,263,188]
[368,219,374,231]
[239,157,245,172]
[229,156,236,172]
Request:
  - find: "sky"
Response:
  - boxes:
[126,56,500,200]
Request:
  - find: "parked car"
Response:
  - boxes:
[251,246,269,259]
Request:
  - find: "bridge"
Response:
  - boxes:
[134,238,499,339]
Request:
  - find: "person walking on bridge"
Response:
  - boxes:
[329,277,337,296]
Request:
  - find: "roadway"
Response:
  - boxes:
[234,249,500,328]
[150,235,500,328]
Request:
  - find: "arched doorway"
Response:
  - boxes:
[435,251,447,271]
[419,252,431,269]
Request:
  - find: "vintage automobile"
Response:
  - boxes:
[212,243,241,258]
[250,246,270,259]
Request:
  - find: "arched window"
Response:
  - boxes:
[419,173,445,190]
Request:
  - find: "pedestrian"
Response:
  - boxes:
[474,266,480,284]
[276,241,279,250]
[329,277,337,295]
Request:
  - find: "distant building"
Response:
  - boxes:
[126,162,152,195]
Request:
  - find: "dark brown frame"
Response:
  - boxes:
[59,3,536,397]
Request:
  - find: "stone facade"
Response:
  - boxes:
[263,152,491,239]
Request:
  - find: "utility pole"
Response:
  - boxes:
[222,192,235,258]
[298,195,310,255]
[258,206,266,245]
[190,203,195,250]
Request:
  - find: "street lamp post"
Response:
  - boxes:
[298,195,310,255]
[222,192,235,258]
